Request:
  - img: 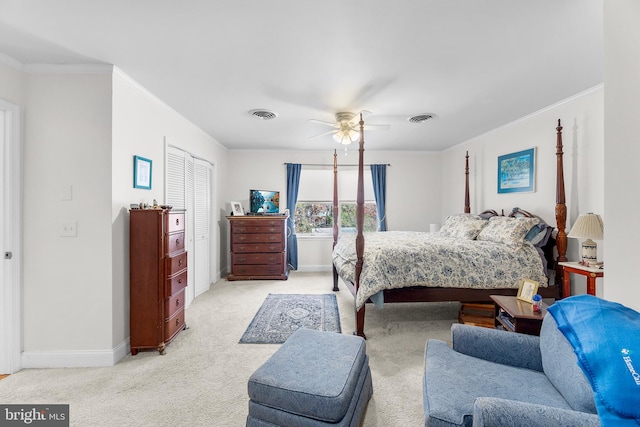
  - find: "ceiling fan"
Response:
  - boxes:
[309,111,390,145]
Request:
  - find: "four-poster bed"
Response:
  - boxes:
[331,117,567,338]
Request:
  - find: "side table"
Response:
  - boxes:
[557,261,603,297]
[490,295,547,336]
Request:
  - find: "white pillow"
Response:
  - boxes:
[476,216,540,247]
[439,214,487,240]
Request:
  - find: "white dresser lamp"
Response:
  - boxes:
[567,213,604,265]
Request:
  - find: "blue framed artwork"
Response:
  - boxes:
[133,155,152,190]
[497,148,535,194]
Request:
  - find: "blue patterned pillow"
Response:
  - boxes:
[476,216,540,247]
[439,214,487,240]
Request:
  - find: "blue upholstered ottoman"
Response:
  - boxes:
[247,328,373,427]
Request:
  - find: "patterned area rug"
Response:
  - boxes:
[240,293,341,344]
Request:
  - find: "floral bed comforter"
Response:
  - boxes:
[332,231,548,310]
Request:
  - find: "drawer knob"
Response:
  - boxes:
[176,238,180,246]
[176,299,180,306]
[176,218,180,226]
[176,318,180,326]
[178,278,183,284]
[178,259,183,266]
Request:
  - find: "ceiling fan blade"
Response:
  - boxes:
[309,129,338,140]
[308,119,339,127]
[348,110,372,126]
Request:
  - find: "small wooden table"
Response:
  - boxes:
[490,295,548,336]
[557,261,603,297]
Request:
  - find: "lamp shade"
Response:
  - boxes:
[567,213,604,240]
[567,213,604,264]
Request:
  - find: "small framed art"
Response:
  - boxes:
[516,278,539,303]
[230,201,244,216]
[497,148,535,194]
[133,155,152,190]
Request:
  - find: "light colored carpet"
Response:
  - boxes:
[0,272,459,426]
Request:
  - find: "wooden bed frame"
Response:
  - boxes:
[332,118,567,338]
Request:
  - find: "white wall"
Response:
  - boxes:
[0,62,230,367]
[441,87,605,296]
[111,69,228,347]
[225,149,442,272]
[603,0,640,311]
[22,70,114,354]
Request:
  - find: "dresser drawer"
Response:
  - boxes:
[165,231,185,255]
[166,252,188,275]
[165,288,185,320]
[232,233,283,244]
[166,212,185,233]
[233,242,284,253]
[232,219,284,228]
[232,225,284,234]
[164,309,185,341]
[165,270,187,298]
[232,252,285,265]
[232,264,285,276]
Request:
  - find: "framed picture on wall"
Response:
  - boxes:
[133,155,152,190]
[497,148,535,193]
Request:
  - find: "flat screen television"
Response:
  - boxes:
[250,189,280,213]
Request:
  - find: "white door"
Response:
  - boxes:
[1,99,22,374]
[193,159,212,297]
[166,145,214,304]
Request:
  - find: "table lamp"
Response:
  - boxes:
[567,213,604,265]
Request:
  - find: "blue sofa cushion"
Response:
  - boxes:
[424,339,573,427]
[248,328,367,423]
[540,315,597,414]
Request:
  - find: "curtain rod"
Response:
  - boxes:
[284,163,391,167]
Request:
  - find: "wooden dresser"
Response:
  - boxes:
[227,215,288,280]
[130,208,188,355]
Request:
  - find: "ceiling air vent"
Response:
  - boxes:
[249,109,278,120]
[408,114,434,124]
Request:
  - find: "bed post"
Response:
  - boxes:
[354,114,366,338]
[554,119,568,297]
[332,149,340,292]
[464,151,471,214]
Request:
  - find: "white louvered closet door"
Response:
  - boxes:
[193,159,211,297]
[166,146,214,306]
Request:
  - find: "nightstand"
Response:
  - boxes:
[557,261,603,297]
[490,295,548,336]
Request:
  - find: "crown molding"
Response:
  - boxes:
[23,63,113,74]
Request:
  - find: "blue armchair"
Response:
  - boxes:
[423,314,600,427]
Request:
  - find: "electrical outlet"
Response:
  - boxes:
[60,221,77,237]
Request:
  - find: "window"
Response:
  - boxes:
[294,201,378,235]
[294,167,378,236]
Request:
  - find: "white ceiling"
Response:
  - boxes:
[0,0,603,151]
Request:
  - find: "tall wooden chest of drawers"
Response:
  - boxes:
[130,208,188,355]
[227,215,288,280]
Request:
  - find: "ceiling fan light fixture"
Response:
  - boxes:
[408,113,434,124]
[248,109,278,120]
[333,128,360,145]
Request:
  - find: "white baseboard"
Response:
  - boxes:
[295,265,333,273]
[21,338,130,369]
